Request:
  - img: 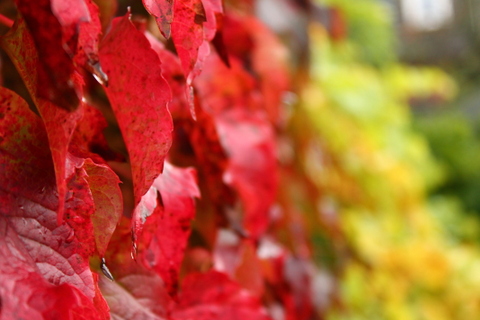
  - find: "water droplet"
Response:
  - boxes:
[130,242,137,261]
[90,62,109,87]
[100,258,114,281]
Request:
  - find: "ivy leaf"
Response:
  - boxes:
[171,270,272,320]
[1,17,84,224]
[14,0,84,111]
[0,219,108,320]
[142,0,174,39]
[0,88,108,318]
[100,216,171,319]
[172,0,208,84]
[146,31,190,119]
[195,53,278,239]
[139,162,200,296]
[99,13,173,236]
[84,159,123,257]
[75,0,103,70]
[99,273,169,320]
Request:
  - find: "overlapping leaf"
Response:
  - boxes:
[195,53,278,239]
[0,88,109,318]
[171,271,272,320]
[99,13,173,237]
[139,162,200,295]
[14,0,87,111]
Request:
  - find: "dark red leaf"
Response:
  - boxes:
[0,88,108,318]
[171,270,272,320]
[195,54,278,239]
[217,109,277,239]
[100,216,172,319]
[75,0,103,71]
[99,273,169,320]
[99,13,173,235]
[171,0,207,83]
[14,0,83,111]
[0,218,108,320]
[202,0,223,41]
[143,0,174,39]
[139,162,200,295]
[146,32,190,119]
[84,159,123,257]
[2,17,84,224]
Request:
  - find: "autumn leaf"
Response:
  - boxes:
[195,53,278,239]
[143,0,174,39]
[99,13,173,237]
[0,87,108,318]
[171,270,272,320]
[139,162,200,296]
[14,0,84,111]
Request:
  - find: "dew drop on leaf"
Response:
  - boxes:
[100,258,114,281]
[90,61,109,87]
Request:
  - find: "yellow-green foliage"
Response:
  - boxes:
[299,23,480,320]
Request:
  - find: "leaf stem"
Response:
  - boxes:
[0,14,13,28]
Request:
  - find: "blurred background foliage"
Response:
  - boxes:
[284,0,480,318]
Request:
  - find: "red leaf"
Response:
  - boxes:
[14,0,83,111]
[75,0,103,70]
[143,0,174,39]
[146,32,190,119]
[201,0,223,41]
[1,17,84,224]
[84,159,123,257]
[223,14,290,123]
[195,54,278,239]
[139,162,200,295]
[217,109,277,239]
[171,0,208,83]
[0,88,108,318]
[171,270,272,320]
[100,216,172,319]
[99,273,169,320]
[0,218,108,320]
[99,13,173,234]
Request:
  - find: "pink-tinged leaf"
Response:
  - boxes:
[99,13,173,231]
[143,0,174,39]
[0,218,108,320]
[195,54,278,239]
[214,231,264,295]
[75,0,103,71]
[99,274,169,320]
[257,238,314,320]
[171,270,272,320]
[171,0,206,83]
[101,216,172,319]
[83,159,123,257]
[0,88,107,317]
[202,0,223,41]
[2,18,84,224]
[140,162,200,295]
[14,0,82,111]
[146,32,190,119]
[217,109,277,239]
